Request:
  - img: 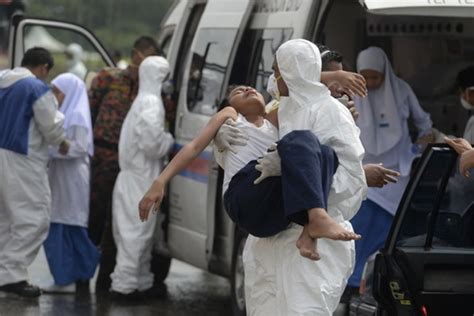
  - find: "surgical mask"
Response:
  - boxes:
[460,96,474,111]
[266,74,280,101]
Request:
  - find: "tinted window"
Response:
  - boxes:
[396,148,457,247]
[186,29,237,115]
[434,157,474,248]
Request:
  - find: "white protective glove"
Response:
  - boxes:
[214,118,248,154]
[254,143,281,184]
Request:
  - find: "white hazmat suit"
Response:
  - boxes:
[243,39,367,315]
[0,67,65,286]
[110,56,174,294]
[66,43,87,80]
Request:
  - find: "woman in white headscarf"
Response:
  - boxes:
[347,47,433,289]
[42,73,99,293]
[244,39,367,316]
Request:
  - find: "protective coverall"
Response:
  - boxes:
[66,43,87,80]
[0,67,65,286]
[243,39,367,315]
[110,56,174,294]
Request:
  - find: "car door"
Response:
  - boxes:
[373,144,474,316]
[166,0,255,270]
[8,15,114,84]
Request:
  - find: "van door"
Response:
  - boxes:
[8,15,114,83]
[167,0,254,270]
[373,145,474,316]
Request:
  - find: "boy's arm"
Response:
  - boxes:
[320,70,367,98]
[139,107,238,221]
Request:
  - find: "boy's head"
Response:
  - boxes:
[21,47,54,80]
[457,66,474,107]
[226,85,266,116]
[131,36,162,68]
[317,44,343,72]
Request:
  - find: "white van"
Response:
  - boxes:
[8,1,474,314]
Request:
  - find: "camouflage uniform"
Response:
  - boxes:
[88,67,138,290]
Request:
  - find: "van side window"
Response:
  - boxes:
[187,29,238,115]
[254,29,293,102]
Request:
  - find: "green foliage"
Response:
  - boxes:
[26,0,174,56]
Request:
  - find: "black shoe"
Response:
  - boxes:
[109,290,142,302]
[0,281,41,298]
[139,282,168,299]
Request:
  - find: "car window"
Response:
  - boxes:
[23,25,108,83]
[396,148,457,247]
[434,157,474,249]
[186,28,238,115]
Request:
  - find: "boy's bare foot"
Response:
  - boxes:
[307,208,361,241]
[296,226,320,261]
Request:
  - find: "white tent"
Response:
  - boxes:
[24,26,66,52]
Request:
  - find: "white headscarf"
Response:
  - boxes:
[275,39,332,111]
[355,47,407,156]
[52,73,93,156]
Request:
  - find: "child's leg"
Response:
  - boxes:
[278,130,359,241]
[295,225,320,261]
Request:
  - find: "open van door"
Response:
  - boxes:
[8,15,114,85]
[373,145,474,316]
[167,0,254,270]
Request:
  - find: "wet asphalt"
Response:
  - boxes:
[0,260,232,316]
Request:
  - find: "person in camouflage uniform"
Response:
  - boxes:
[88,36,162,291]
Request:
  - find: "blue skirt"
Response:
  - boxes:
[43,223,101,286]
[347,199,393,287]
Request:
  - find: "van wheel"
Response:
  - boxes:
[231,229,247,316]
[151,251,172,283]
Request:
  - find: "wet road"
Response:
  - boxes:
[0,250,232,316]
[0,248,348,316]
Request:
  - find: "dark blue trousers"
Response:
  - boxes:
[224,130,338,237]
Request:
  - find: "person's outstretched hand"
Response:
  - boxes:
[214,118,248,154]
[445,137,473,177]
[139,180,165,222]
[331,71,367,99]
[364,163,400,188]
[254,143,281,184]
[460,149,474,178]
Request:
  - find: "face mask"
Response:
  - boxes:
[266,73,280,101]
[460,96,474,111]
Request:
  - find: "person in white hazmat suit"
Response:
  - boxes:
[110,56,174,296]
[0,47,68,298]
[216,39,367,315]
[65,43,87,80]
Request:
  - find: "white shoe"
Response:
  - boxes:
[41,283,76,294]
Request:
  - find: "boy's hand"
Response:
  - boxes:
[364,163,400,188]
[59,140,70,155]
[139,180,165,222]
[254,143,281,184]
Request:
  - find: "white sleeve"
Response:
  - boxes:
[33,91,66,146]
[312,103,367,220]
[406,85,432,137]
[213,146,225,168]
[135,102,174,159]
[49,125,89,159]
[463,116,474,144]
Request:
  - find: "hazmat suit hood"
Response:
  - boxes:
[275,39,331,112]
[0,67,35,88]
[66,43,87,80]
[138,56,170,96]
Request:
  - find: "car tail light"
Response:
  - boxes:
[421,305,428,316]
